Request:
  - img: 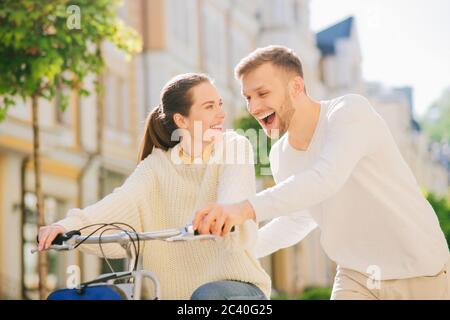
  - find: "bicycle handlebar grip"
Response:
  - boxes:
[193,226,235,236]
[37,230,81,245]
[53,230,81,245]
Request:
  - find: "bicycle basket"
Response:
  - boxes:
[47,284,128,300]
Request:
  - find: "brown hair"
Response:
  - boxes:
[234,45,304,80]
[137,73,211,161]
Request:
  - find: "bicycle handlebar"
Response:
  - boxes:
[31,223,230,254]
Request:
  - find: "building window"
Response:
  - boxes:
[104,72,117,129]
[293,0,299,23]
[104,72,131,134]
[201,5,226,78]
[5,97,29,122]
[273,0,289,23]
[119,79,130,132]
[55,87,72,126]
[22,193,67,299]
[260,0,292,28]
[231,30,251,83]
[99,169,128,273]
[171,0,190,47]
[117,1,128,22]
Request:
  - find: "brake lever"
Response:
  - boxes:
[30,244,74,254]
[165,223,235,242]
[32,230,81,254]
[165,223,211,242]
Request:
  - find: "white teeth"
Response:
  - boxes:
[257,111,275,120]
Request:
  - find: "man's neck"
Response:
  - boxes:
[287,95,321,151]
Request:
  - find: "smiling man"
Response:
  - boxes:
[193,45,450,300]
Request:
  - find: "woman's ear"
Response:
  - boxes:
[173,113,188,129]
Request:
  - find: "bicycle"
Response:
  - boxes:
[32,222,219,300]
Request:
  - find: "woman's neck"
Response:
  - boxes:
[179,138,213,159]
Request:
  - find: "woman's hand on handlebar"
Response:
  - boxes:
[38,225,66,251]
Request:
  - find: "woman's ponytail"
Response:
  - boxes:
[138,105,177,161]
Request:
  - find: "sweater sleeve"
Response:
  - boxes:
[216,132,259,253]
[55,157,153,259]
[253,213,317,258]
[249,95,380,222]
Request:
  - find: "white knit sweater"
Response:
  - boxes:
[56,131,271,299]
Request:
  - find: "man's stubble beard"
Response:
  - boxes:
[274,94,295,138]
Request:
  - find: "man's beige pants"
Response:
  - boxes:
[331,260,450,300]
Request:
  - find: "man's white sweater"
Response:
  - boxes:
[251,94,449,280]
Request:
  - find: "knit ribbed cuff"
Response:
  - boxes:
[54,211,85,232]
[248,194,274,223]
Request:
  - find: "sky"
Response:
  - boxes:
[310,0,450,117]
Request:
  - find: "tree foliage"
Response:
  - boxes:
[421,87,450,144]
[0,0,142,119]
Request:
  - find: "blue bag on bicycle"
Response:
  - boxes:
[47,284,128,300]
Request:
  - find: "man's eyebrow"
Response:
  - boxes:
[242,86,267,96]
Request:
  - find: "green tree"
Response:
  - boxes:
[298,286,332,300]
[426,192,450,248]
[421,87,450,143]
[234,114,278,178]
[0,0,141,299]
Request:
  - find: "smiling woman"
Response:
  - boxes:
[137,73,214,161]
[172,79,226,158]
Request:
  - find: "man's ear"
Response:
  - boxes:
[290,76,305,98]
[173,113,188,129]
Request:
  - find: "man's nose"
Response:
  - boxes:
[247,100,262,117]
